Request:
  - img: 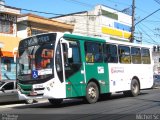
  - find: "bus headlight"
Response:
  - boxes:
[50,83,53,87]
[47,87,50,91]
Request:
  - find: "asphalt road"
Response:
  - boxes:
[0,88,160,120]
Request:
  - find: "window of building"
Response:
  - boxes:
[103,44,118,63]
[85,42,103,63]
[4,59,11,72]
[118,45,131,64]
[131,47,141,64]
[0,21,13,34]
[141,48,151,64]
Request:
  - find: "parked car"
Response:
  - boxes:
[0,80,36,104]
[153,74,160,88]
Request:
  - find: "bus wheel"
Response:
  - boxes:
[85,82,99,104]
[25,99,34,104]
[130,79,140,97]
[48,99,63,105]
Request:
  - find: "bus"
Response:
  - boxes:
[16,32,153,104]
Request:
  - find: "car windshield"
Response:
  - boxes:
[0,81,5,87]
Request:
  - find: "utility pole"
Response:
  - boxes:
[131,0,135,43]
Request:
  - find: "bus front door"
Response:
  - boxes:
[62,41,85,98]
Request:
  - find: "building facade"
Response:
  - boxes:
[53,5,132,42]
[0,0,21,80]
[17,13,74,39]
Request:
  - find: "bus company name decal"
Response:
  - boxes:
[111,67,124,74]
[97,66,104,74]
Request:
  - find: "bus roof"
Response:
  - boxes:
[63,33,152,49]
[20,32,152,49]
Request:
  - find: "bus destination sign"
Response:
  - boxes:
[19,33,56,48]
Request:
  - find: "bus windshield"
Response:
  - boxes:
[17,33,56,81]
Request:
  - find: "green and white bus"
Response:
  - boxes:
[16,32,153,104]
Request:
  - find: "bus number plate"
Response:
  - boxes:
[30,91,37,96]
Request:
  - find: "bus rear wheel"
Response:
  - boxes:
[85,82,99,104]
[48,99,63,105]
[130,79,140,97]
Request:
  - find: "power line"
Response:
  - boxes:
[0,3,121,17]
[0,4,64,16]
[143,20,160,22]
[105,0,130,6]
[154,0,160,5]
[141,23,156,34]
[135,8,160,26]
[63,0,93,8]
[137,25,158,44]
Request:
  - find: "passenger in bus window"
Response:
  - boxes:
[95,53,102,62]
[86,53,94,62]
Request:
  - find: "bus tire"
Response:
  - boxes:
[130,79,140,97]
[85,82,99,104]
[25,99,34,104]
[48,99,63,105]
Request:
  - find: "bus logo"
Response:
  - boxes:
[97,66,104,74]
[111,67,124,74]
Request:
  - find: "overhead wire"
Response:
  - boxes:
[105,0,130,6]
[63,0,94,8]
[137,25,159,44]
[0,3,121,17]
[136,26,156,44]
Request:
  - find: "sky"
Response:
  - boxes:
[4,0,160,45]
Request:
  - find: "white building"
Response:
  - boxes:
[52,5,132,42]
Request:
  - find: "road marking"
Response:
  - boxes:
[0,99,48,108]
[0,103,26,108]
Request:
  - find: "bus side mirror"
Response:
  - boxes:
[68,48,72,58]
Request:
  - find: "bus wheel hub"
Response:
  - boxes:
[88,87,96,98]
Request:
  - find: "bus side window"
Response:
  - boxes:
[68,41,81,64]
[104,44,118,63]
[85,42,103,63]
[118,45,131,64]
[141,48,151,64]
[131,47,141,64]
